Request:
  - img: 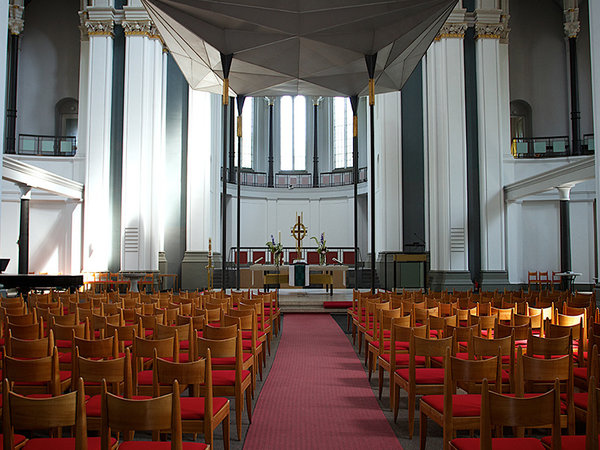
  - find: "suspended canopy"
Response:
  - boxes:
[142,0,457,97]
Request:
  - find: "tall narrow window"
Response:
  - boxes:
[234,97,253,168]
[280,95,306,170]
[333,97,353,168]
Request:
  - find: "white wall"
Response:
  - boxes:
[227,184,367,259]
[17,0,80,137]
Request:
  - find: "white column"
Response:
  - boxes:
[187,89,213,252]
[120,15,164,271]
[0,0,9,221]
[426,16,469,274]
[475,11,510,273]
[81,10,114,272]
[374,92,402,253]
[590,0,600,285]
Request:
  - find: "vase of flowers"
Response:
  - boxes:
[266,235,283,267]
[311,232,328,265]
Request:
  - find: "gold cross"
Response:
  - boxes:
[290,214,307,257]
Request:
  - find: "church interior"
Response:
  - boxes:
[0,0,599,448]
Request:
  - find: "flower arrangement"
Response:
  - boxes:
[266,235,283,266]
[311,232,328,265]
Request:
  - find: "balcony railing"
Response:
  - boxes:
[511,135,594,159]
[226,167,368,188]
[18,134,77,157]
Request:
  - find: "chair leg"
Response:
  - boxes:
[378,365,384,399]
[358,331,363,354]
[367,350,373,380]
[223,413,230,450]
[393,383,400,422]
[442,423,452,450]
[408,391,415,438]
[235,391,243,440]
[420,409,427,450]
[245,388,252,423]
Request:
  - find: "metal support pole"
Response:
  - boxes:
[267,98,274,187]
[350,95,359,289]
[558,185,573,290]
[5,34,19,154]
[313,98,320,187]
[221,53,233,291]
[569,37,581,155]
[236,96,246,290]
[365,54,377,293]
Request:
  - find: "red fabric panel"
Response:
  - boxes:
[212,369,251,386]
[23,437,116,450]
[323,301,353,308]
[395,368,444,384]
[306,252,319,264]
[288,252,299,264]
[422,394,482,417]
[252,251,266,264]
[541,435,598,450]
[180,396,229,419]
[234,251,248,265]
[326,251,337,264]
[450,438,545,449]
[343,251,355,265]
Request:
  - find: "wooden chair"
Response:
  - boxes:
[469,333,515,392]
[100,379,208,449]
[517,346,576,434]
[3,346,66,395]
[153,350,231,449]
[420,347,502,450]
[223,310,260,388]
[468,314,496,339]
[367,307,404,379]
[197,330,252,440]
[240,297,272,355]
[2,378,117,450]
[392,333,453,438]
[132,335,177,396]
[5,329,55,359]
[376,316,415,402]
[527,271,539,292]
[155,322,194,363]
[449,378,562,449]
[75,347,133,430]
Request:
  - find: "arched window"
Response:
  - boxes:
[510,99,532,139]
[234,97,253,168]
[333,97,353,168]
[280,95,306,170]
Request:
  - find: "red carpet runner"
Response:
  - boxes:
[244,313,402,449]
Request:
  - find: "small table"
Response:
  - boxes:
[555,271,582,292]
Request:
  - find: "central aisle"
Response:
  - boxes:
[244,313,402,449]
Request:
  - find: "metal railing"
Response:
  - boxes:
[511,135,594,158]
[225,167,368,188]
[18,134,77,157]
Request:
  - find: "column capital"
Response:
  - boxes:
[122,19,160,39]
[80,9,115,37]
[265,96,275,107]
[435,22,468,40]
[556,183,575,200]
[564,8,580,39]
[17,184,31,199]
[311,96,323,107]
[9,0,24,36]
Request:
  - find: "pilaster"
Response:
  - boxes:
[426,7,469,275]
[474,7,509,273]
[590,0,600,293]
[120,10,164,271]
[80,7,114,272]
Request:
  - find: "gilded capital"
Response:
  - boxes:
[122,20,152,36]
[9,2,24,35]
[564,8,580,38]
[475,23,505,40]
[84,20,114,37]
[435,22,467,40]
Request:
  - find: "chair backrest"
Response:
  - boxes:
[2,378,88,449]
[490,306,514,323]
[74,347,132,397]
[479,378,561,447]
[6,329,54,358]
[447,347,502,395]
[133,335,176,362]
[197,330,242,366]
[495,322,529,341]
[3,347,60,396]
[411,334,453,361]
[203,323,238,340]
[6,311,36,326]
[100,379,184,449]
[526,331,571,359]
[52,318,89,342]
[428,315,457,338]
[73,334,118,359]
[6,320,44,340]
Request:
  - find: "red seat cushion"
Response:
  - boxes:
[212,353,253,366]
[561,392,588,410]
[55,339,72,349]
[23,437,116,450]
[1,434,26,446]
[86,395,151,417]
[119,443,208,449]
[212,369,251,386]
[450,437,545,449]
[422,394,482,416]
[369,341,409,351]
[396,368,444,384]
[59,352,72,364]
[241,330,266,340]
[180,396,229,419]
[574,367,587,381]
[137,370,153,385]
[380,354,426,366]
[541,435,598,450]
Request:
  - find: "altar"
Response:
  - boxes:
[249,264,348,295]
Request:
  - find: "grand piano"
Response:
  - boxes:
[0,274,84,293]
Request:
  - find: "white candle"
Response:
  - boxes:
[278,231,281,243]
